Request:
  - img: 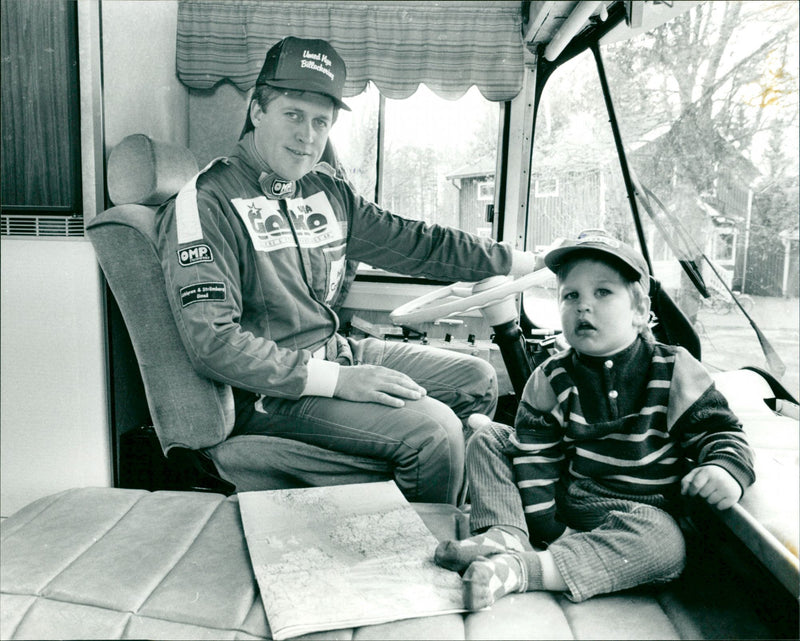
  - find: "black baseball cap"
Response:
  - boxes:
[256,37,351,111]
[545,229,651,293]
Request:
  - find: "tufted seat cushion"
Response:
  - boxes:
[1,487,787,640]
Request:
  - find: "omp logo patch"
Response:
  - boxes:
[270,179,295,197]
[180,282,226,307]
[177,243,214,266]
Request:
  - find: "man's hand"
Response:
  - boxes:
[333,365,427,407]
[680,464,743,510]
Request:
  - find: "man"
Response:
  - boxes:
[156,36,538,504]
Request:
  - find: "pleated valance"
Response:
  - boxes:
[176,1,525,101]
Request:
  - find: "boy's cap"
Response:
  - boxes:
[545,229,650,293]
[256,37,351,111]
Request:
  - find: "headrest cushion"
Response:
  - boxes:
[107,134,199,206]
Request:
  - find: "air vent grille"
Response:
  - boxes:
[1,214,85,238]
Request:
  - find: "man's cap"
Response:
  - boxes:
[545,229,650,293]
[256,37,351,111]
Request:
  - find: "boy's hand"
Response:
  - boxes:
[680,464,743,510]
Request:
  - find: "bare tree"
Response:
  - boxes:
[603,1,798,296]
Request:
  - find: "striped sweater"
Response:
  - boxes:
[512,337,755,543]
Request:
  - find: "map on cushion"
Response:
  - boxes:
[239,481,465,640]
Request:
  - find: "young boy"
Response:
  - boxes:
[434,229,755,608]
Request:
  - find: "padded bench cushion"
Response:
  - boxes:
[0,487,783,640]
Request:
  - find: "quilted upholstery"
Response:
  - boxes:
[0,487,784,640]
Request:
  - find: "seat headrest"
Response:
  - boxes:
[107,134,199,206]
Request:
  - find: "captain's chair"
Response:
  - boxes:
[87,134,391,493]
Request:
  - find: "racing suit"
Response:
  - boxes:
[156,132,534,503]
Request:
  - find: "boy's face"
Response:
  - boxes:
[558,258,642,357]
[250,92,334,181]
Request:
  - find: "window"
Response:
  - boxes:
[521,1,799,399]
[1,0,82,237]
[477,182,494,202]
[534,178,559,198]
[604,1,798,395]
[330,83,500,244]
[525,51,627,255]
[713,230,736,262]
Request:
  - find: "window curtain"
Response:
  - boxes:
[176,1,524,101]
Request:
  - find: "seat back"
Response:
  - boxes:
[649,277,702,360]
[87,134,235,454]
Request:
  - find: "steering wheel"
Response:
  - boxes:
[389,269,552,327]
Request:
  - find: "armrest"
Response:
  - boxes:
[709,369,799,597]
[715,501,799,597]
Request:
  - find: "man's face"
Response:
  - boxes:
[251,92,334,181]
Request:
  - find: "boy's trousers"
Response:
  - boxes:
[468,420,686,602]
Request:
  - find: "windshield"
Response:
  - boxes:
[522,0,799,398]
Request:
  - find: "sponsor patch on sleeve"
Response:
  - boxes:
[180,282,226,307]
[177,243,214,266]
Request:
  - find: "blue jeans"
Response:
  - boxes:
[233,337,498,504]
